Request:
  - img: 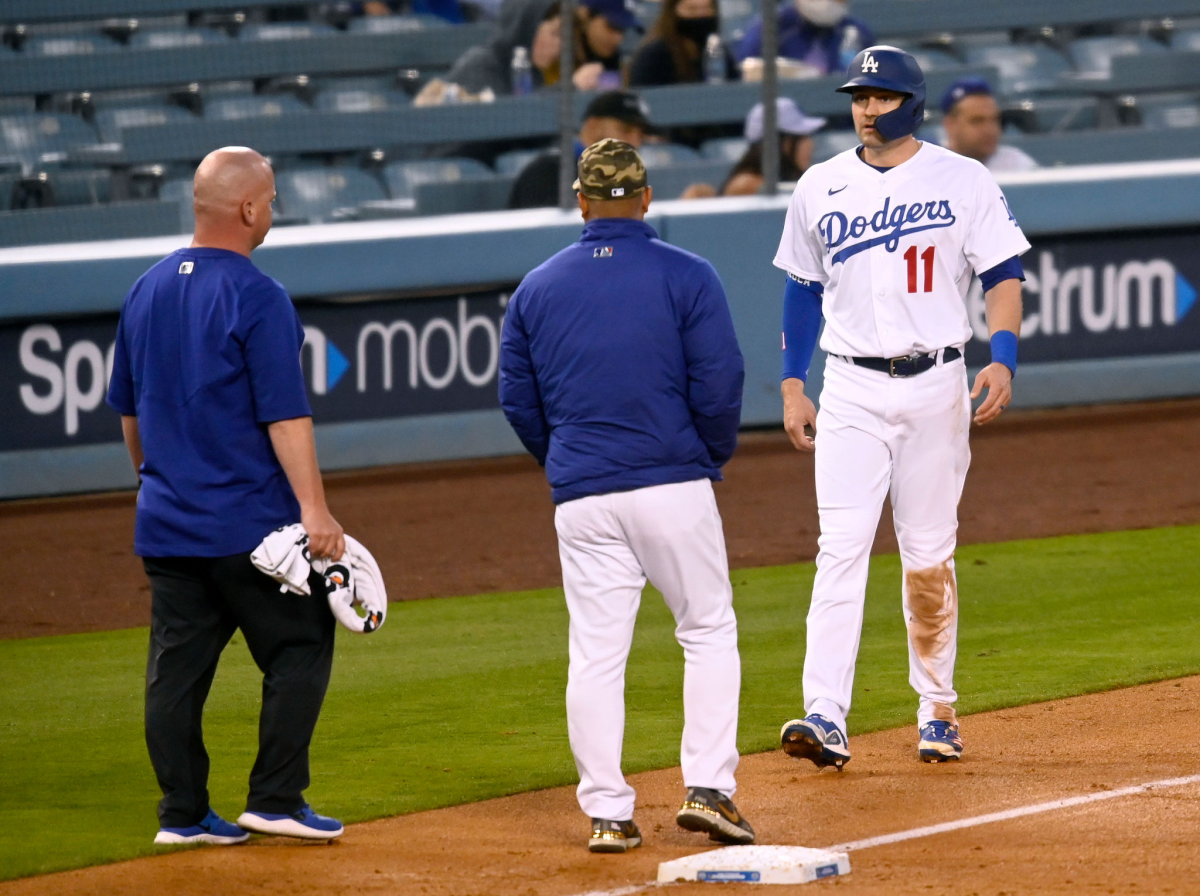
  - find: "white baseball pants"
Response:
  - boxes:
[555,478,741,822]
[803,354,971,734]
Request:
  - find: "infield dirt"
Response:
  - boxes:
[4,398,1200,640]
[4,676,1198,896]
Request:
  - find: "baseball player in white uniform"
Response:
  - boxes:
[773,47,1030,765]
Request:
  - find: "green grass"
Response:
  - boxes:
[1,526,1198,880]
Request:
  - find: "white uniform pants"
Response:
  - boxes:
[555,478,741,822]
[804,354,971,734]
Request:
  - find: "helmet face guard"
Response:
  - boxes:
[837,45,926,142]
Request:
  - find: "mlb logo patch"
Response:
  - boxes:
[178,261,194,274]
[594,247,613,258]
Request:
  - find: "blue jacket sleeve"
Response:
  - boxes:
[498,293,550,466]
[782,275,823,382]
[681,261,745,467]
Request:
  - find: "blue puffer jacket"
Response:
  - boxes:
[499,217,745,504]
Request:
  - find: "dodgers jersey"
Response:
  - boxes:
[774,141,1030,359]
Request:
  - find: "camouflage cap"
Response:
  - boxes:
[573,138,647,201]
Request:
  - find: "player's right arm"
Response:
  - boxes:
[774,180,827,453]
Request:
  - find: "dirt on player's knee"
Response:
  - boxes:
[905,561,958,669]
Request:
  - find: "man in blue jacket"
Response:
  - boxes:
[499,139,752,853]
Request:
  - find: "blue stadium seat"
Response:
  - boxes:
[1136,94,1200,129]
[0,96,37,115]
[275,167,387,223]
[1067,36,1166,78]
[701,137,749,162]
[94,106,195,143]
[238,23,339,41]
[905,47,962,72]
[159,177,195,232]
[638,143,701,168]
[493,149,542,176]
[0,173,17,211]
[25,35,120,56]
[129,28,230,49]
[1171,30,1200,52]
[382,158,493,199]
[204,94,310,120]
[347,14,448,33]
[50,169,112,206]
[0,114,100,166]
[1011,95,1099,132]
[811,129,861,163]
[963,45,1072,95]
[313,89,407,113]
[644,161,733,200]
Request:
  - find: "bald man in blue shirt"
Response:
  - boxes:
[108,147,346,846]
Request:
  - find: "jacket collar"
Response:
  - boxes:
[580,217,658,242]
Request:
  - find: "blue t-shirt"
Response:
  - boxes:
[106,247,312,558]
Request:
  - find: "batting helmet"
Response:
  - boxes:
[836,45,926,142]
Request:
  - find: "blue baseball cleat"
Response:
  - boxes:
[237,804,344,840]
[154,809,249,845]
[781,714,851,769]
[918,721,964,762]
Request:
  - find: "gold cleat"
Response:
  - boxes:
[675,787,755,844]
[588,818,642,853]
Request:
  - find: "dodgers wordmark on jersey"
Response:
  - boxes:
[774,141,1031,359]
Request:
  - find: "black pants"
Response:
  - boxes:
[143,553,335,828]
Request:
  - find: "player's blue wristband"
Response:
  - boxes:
[782,274,823,382]
[990,330,1018,376]
[979,256,1024,291]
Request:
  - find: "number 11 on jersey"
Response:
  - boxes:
[904,245,935,293]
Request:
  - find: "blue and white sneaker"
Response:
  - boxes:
[918,721,964,763]
[154,809,249,845]
[237,804,343,840]
[781,714,851,769]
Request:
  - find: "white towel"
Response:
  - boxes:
[251,524,388,633]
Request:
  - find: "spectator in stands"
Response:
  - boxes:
[941,77,1038,174]
[629,0,739,86]
[445,0,637,98]
[736,0,872,78]
[509,90,651,208]
[681,97,824,198]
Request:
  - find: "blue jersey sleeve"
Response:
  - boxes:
[782,274,823,382]
[680,261,744,467]
[498,292,551,466]
[241,281,312,424]
[106,308,137,416]
[979,255,1025,292]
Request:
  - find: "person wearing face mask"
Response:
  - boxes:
[629,0,738,86]
[736,0,874,76]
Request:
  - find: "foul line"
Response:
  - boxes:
[563,774,1200,896]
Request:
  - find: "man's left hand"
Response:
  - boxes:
[970,362,1012,425]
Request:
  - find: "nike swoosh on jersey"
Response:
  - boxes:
[828,185,848,195]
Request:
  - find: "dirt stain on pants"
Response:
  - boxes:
[905,560,958,726]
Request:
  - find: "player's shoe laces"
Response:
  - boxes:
[918,721,964,763]
[781,714,851,769]
[675,787,756,844]
[154,809,249,845]
[588,818,642,853]
[237,804,344,840]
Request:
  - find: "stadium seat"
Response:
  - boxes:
[644,161,733,200]
[493,149,543,176]
[811,129,861,163]
[963,45,1072,95]
[128,28,230,49]
[25,35,120,56]
[701,137,749,163]
[382,158,494,199]
[204,94,310,121]
[313,89,407,113]
[1009,95,1099,132]
[238,23,339,41]
[50,169,112,206]
[347,14,448,33]
[0,114,100,166]
[158,177,195,232]
[94,106,195,143]
[637,143,701,168]
[905,47,962,72]
[1067,36,1166,79]
[0,173,17,211]
[1170,30,1200,52]
[275,167,387,223]
[1135,94,1200,129]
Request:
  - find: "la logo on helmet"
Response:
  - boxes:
[861,52,879,73]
